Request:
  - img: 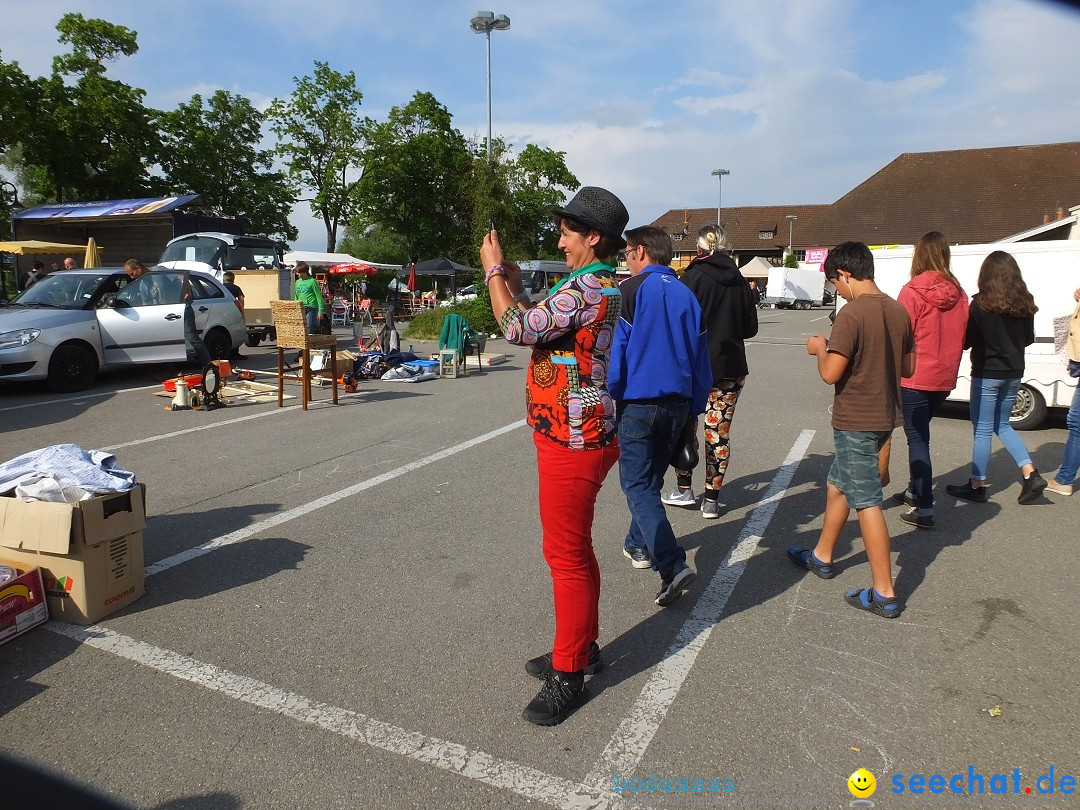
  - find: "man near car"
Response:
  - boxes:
[608,226,712,607]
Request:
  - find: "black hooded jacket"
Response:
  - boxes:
[680,251,758,381]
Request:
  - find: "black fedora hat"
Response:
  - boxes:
[555,186,629,249]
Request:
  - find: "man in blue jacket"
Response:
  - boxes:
[609,226,713,606]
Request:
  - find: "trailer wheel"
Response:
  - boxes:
[1010,384,1046,430]
[246,332,263,348]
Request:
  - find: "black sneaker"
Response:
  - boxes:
[1018,470,1047,504]
[622,547,651,569]
[522,670,585,726]
[946,481,988,503]
[655,561,696,607]
[891,490,915,507]
[899,507,934,529]
[524,641,602,679]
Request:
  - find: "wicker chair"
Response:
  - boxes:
[269,300,339,410]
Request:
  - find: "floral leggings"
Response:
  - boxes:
[675,376,746,493]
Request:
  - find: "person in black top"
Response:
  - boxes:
[946,250,1045,504]
[662,224,758,518]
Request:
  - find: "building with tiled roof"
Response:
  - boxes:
[648,141,1080,269]
[648,204,829,269]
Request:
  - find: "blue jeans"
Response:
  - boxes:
[618,398,689,576]
[969,377,1031,481]
[184,304,211,368]
[304,306,319,334]
[1056,383,1080,485]
[901,387,949,509]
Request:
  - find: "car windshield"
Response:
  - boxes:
[13,273,115,309]
[160,235,225,266]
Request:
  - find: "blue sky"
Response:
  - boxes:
[3,0,1080,252]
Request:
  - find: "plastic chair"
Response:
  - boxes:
[331,298,351,327]
[269,300,339,410]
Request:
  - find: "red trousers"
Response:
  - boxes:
[534,432,619,673]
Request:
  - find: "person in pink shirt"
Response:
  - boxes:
[892,232,969,528]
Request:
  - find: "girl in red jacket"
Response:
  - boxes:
[892,232,969,528]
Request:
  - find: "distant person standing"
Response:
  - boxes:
[662,224,758,519]
[292,262,324,334]
[222,271,247,360]
[63,257,77,270]
[892,232,969,528]
[1047,285,1080,496]
[947,251,1045,504]
[24,261,47,289]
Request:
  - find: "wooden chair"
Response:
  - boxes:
[269,300,339,410]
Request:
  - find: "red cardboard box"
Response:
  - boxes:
[0,557,48,646]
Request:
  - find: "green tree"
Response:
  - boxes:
[356,92,473,262]
[268,62,365,252]
[158,90,297,242]
[480,142,578,262]
[783,250,799,268]
[18,14,160,201]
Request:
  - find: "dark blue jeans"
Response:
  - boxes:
[618,398,689,576]
[900,387,949,509]
[184,303,211,368]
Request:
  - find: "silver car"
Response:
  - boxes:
[0,269,247,392]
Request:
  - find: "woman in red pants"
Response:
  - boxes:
[480,186,627,726]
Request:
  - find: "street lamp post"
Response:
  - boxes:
[1,181,22,300]
[786,214,797,252]
[470,11,511,166]
[711,169,730,229]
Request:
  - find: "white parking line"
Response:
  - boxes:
[580,430,815,794]
[46,622,618,810]
[144,420,528,577]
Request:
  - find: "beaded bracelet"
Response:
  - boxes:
[485,264,506,284]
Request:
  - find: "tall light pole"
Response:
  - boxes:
[786,214,797,252]
[710,169,729,228]
[470,11,511,166]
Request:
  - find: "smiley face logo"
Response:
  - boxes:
[848,768,876,798]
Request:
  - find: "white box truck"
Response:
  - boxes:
[763,266,826,309]
[868,240,1079,429]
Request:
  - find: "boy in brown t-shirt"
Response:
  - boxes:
[788,242,914,618]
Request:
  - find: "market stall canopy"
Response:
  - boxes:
[283,250,401,271]
[738,256,774,279]
[412,257,479,277]
[0,240,99,255]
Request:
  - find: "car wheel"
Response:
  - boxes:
[1010,384,1047,430]
[47,344,98,393]
[204,327,232,361]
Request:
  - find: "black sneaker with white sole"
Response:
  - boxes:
[622,547,652,569]
[522,670,585,726]
[524,641,603,679]
[655,561,696,607]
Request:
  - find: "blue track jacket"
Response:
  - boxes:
[609,265,712,414]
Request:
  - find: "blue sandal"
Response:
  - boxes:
[844,587,900,618]
[786,547,835,579]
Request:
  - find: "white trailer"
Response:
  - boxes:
[869,240,1080,429]
[764,266,826,309]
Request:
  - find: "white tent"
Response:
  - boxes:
[283,250,401,271]
[739,256,774,279]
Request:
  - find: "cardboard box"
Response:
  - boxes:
[0,485,146,624]
[314,348,357,380]
[0,557,48,645]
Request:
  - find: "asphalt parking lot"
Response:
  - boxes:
[1,308,1077,809]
